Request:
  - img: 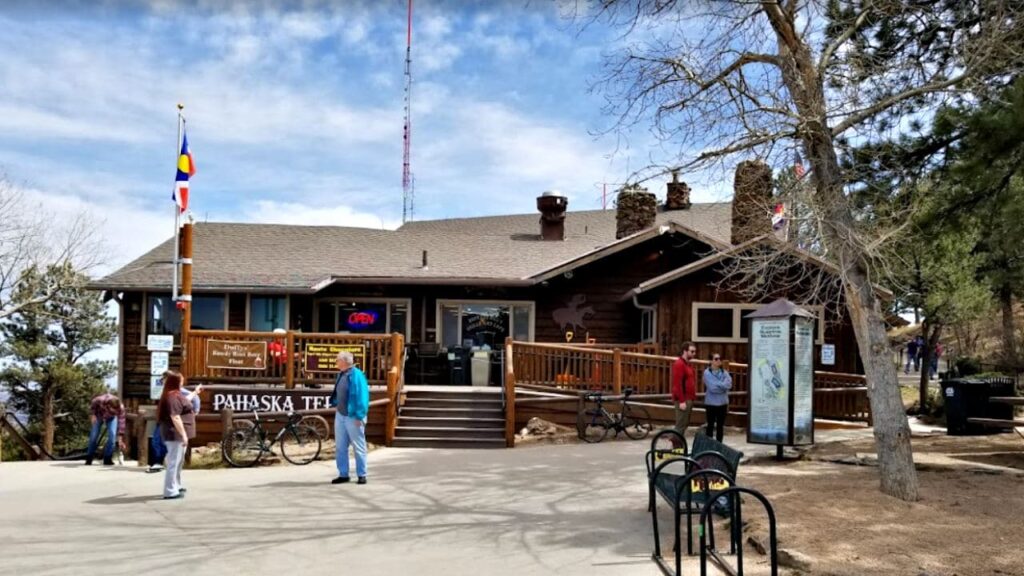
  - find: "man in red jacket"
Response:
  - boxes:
[672,342,698,440]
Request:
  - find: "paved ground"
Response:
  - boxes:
[0,429,873,576]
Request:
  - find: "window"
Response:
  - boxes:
[191,295,226,330]
[692,302,825,344]
[313,299,411,337]
[640,307,657,343]
[145,293,228,343]
[437,301,534,350]
[146,294,181,341]
[250,296,287,332]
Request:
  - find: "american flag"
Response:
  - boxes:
[794,151,806,179]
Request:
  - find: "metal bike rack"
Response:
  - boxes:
[698,486,778,576]
[651,466,737,576]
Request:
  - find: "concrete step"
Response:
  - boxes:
[394,426,505,440]
[391,436,507,449]
[399,406,504,419]
[402,398,504,410]
[404,390,502,402]
[398,416,506,429]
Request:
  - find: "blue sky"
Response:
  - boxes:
[0,0,734,273]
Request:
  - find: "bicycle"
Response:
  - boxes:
[576,388,652,443]
[222,410,322,467]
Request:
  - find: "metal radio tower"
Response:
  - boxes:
[402,0,414,223]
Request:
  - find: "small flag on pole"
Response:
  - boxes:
[172,130,196,213]
[793,151,806,179]
[771,203,786,231]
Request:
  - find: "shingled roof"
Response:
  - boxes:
[92,203,732,291]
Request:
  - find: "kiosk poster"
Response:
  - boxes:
[206,340,268,370]
[792,317,815,445]
[749,318,790,444]
[304,343,366,373]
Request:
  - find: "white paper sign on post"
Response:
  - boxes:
[150,352,169,375]
[821,344,836,366]
[147,334,174,352]
[150,375,164,400]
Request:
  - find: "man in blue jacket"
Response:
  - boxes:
[329,350,370,485]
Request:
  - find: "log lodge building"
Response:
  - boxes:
[94,162,867,406]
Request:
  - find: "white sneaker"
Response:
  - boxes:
[147,464,164,473]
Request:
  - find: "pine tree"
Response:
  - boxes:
[0,263,116,455]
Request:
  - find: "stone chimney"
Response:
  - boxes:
[731,160,774,245]
[665,170,691,210]
[615,184,657,239]
[537,191,568,241]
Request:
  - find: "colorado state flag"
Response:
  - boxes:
[172,130,196,213]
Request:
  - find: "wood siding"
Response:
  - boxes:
[654,267,862,373]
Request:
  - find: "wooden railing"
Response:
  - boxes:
[184,331,404,387]
[508,340,870,425]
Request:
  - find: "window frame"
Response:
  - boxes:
[640,306,657,343]
[140,291,229,344]
[692,302,825,345]
[245,294,291,332]
[435,299,535,350]
[312,297,412,338]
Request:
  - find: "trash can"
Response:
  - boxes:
[448,347,468,386]
[470,351,490,386]
[944,377,1016,435]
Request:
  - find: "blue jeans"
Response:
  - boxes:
[334,412,367,478]
[86,417,118,462]
[150,424,168,466]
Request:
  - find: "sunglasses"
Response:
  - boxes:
[712,357,722,361]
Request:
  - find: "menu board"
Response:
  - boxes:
[792,317,815,445]
[749,319,790,444]
[304,343,366,373]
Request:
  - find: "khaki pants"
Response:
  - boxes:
[674,401,693,440]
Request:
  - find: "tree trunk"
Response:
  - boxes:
[41,385,55,454]
[1000,284,1018,368]
[919,323,941,408]
[844,266,921,501]
[762,3,920,501]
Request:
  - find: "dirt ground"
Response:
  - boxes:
[734,432,1024,576]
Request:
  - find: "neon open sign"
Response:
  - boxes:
[347,311,378,328]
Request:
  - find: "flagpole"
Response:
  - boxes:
[172,105,183,302]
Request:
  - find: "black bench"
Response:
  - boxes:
[647,431,745,575]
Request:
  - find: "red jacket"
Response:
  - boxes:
[672,357,696,403]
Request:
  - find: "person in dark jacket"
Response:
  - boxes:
[671,342,698,441]
[702,355,732,441]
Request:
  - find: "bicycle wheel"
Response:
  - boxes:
[280,425,322,465]
[577,407,609,443]
[222,420,263,468]
[621,404,652,440]
[299,415,331,440]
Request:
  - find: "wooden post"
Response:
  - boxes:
[505,339,516,448]
[613,348,623,395]
[285,331,295,389]
[385,368,397,447]
[136,412,149,468]
[0,404,5,463]
[179,221,194,378]
[390,332,404,372]
[220,407,234,439]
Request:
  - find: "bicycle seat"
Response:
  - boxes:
[623,387,635,397]
[583,392,604,402]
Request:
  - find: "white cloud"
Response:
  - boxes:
[240,200,401,230]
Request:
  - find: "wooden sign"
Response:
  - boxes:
[206,340,268,370]
[207,388,333,414]
[303,343,366,373]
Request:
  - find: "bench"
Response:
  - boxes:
[648,431,745,574]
